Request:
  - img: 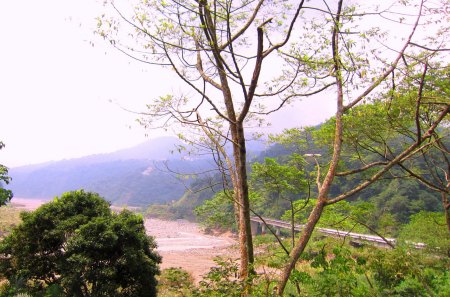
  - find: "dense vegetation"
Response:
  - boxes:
[0,190,161,297]
[149,126,445,237]
[156,240,449,297]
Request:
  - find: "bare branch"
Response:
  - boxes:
[219,0,265,50]
[344,0,425,111]
[263,0,306,58]
[335,161,389,176]
[409,42,450,52]
[195,40,223,90]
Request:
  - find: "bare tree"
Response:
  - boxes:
[97,1,449,294]
[97,0,308,280]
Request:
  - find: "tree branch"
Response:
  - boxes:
[328,105,450,204]
[343,0,425,111]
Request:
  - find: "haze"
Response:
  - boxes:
[0,0,334,168]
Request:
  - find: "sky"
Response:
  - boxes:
[0,0,339,168]
[1,0,433,168]
[0,0,178,167]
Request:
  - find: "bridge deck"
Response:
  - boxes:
[250,216,424,248]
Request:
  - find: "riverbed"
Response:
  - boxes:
[145,218,237,281]
[9,198,237,282]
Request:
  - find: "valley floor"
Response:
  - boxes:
[145,218,237,282]
[9,198,238,283]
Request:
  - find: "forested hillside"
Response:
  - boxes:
[8,137,265,206]
[149,125,445,234]
[8,137,208,205]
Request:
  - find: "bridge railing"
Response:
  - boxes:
[250,216,424,249]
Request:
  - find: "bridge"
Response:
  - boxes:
[250,216,424,249]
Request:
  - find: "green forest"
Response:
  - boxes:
[1,0,450,296]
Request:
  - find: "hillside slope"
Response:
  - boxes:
[9,137,266,206]
[9,137,213,206]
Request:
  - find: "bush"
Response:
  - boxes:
[158,267,194,296]
[0,190,161,297]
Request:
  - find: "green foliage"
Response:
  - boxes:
[372,179,441,225]
[399,211,449,255]
[297,247,370,297]
[0,276,28,297]
[250,156,308,219]
[0,141,13,207]
[287,241,449,297]
[269,127,316,155]
[0,190,161,297]
[251,157,306,196]
[282,199,375,233]
[157,267,194,296]
[368,247,449,296]
[193,258,246,297]
[194,191,236,231]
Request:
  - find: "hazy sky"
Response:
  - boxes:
[1,0,186,167]
[0,0,338,167]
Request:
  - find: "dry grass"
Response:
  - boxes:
[0,206,23,238]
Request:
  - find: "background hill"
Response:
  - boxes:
[8,137,266,206]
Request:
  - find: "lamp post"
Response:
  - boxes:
[304,153,322,190]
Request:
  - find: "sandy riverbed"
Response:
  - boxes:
[145,218,237,281]
[8,198,238,282]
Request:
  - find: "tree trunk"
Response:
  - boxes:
[237,123,255,270]
[277,199,326,295]
[442,192,450,233]
[290,201,295,248]
[232,122,254,279]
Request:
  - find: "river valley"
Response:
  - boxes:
[10,198,237,282]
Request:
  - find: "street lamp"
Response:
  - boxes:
[304,153,322,189]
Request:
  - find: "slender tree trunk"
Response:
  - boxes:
[290,201,295,248]
[442,192,450,233]
[277,199,326,294]
[278,2,344,294]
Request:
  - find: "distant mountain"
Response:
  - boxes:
[96,136,187,162]
[8,137,266,206]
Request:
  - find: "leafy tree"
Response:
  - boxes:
[367,247,450,296]
[0,141,12,206]
[282,199,376,235]
[157,267,195,296]
[293,243,450,297]
[97,0,449,293]
[193,258,247,297]
[399,211,449,256]
[0,190,161,297]
[273,0,450,293]
[372,179,441,225]
[194,190,263,232]
[194,191,236,231]
[315,64,450,231]
[97,0,309,279]
[302,247,369,297]
[250,156,307,247]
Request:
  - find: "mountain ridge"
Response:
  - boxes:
[8,136,266,206]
